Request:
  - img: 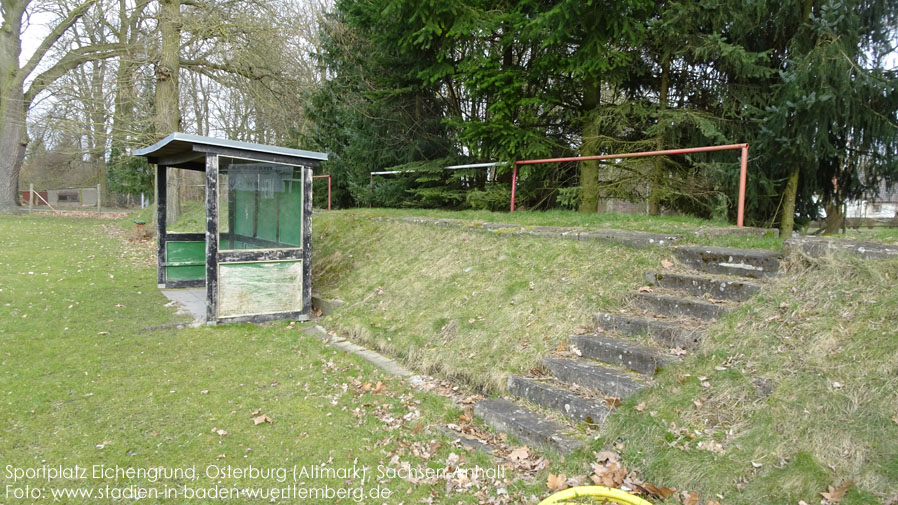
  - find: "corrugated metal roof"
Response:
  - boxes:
[134,133,328,161]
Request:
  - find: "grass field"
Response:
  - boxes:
[0,213,557,505]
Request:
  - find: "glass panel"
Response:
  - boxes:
[218,157,304,251]
[167,168,206,233]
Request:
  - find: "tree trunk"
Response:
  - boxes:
[780,165,800,237]
[0,2,25,212]
[579,77,601,213]
[648,52,670,216]
[155,0,182,223]
[823,200,844,235]
[0,94,27,213]
[88,61,109,204]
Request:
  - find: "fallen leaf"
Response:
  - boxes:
[635,402,646,411]
[683,492,700,505]
[508,446,530,462]
[211,428,227,436]
[591,460,627,487]
[594,450,619,463]
[604,396,622,409]
[573,325,591,335]
[661,259,674,269]
[372,381,387,394]
[252,415,273,425]
[547,473,567,491]
[821,482,852,503]
[641,482,676,499]
[638,285,654,293]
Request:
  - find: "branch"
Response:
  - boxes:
[180,57,279,82]
[17,0,97,82]
[24,43,125,107]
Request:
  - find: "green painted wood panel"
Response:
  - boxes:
[165,241,205,281]
[218,260,303,318]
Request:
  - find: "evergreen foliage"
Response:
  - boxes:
[303,0,898,229]
[107,149,153,196]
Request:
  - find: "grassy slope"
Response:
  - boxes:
[314,210,667,392]
[0,214,523,504]
[315,210,898,505]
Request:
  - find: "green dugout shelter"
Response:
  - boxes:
[135,133,327,324]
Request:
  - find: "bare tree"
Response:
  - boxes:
[0,0,122,212]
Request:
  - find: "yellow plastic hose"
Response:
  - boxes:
[538,485,655,505]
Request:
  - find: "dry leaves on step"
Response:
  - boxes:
[661,259,674,269]
[638,285,654,293]
[546,473,567,491]
[604,396,622,408]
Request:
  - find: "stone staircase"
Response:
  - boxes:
[473,246,782,454]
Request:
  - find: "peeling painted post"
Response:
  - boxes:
[97,184,102,216]
[156,167,167,287]
[28,184,33,213]
[205,153,219,324]
[303,168,313,316]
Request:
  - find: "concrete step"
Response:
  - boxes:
[575,229,680,248]
[645,270,761,302]
[542,357,645,399]
[634,292,728,321]
[784,236,898,260]
[673,246,782,279]
[572,334,673,375]
[507,376,610,425]
[474,398,584,454]
[594,311,704,350]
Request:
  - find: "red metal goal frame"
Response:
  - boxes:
[312,174,332,210]
[511,143,749,226]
